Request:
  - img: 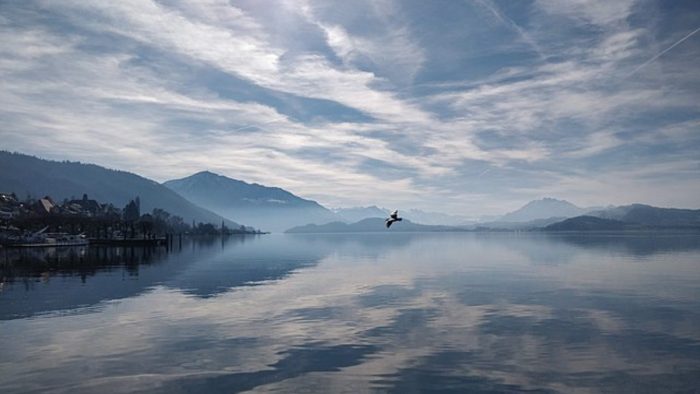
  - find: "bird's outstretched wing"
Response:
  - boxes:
[386,219,393,228]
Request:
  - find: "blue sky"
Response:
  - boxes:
[1,0,699,215]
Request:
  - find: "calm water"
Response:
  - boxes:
[1,233,700,393]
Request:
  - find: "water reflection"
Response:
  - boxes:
[1,232,699,393]
[1,244,171,320]
[0,235,323,319]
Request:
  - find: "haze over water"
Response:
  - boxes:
[1,232,700,393]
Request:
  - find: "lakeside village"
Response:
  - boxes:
[0,192,262,247]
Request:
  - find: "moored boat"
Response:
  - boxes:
[15,233,89,247]
[1,226,89,247]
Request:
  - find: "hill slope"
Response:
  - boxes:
[545,205,700,231]
[164,171,338,232]
[0,151,239,227]
[544,216,629,231]
[589,204,700,227]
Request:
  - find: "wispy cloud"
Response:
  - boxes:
[1,0,699,214]
[300,0,426,85]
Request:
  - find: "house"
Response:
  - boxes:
[35,196,57,215]
[67,194,101,216]
[0,193,23,219]
[0,209,14,220]
[0,192,18,204]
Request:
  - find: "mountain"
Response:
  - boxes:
[332,206,388,222]
[0,151,240,227]
[588,204,700,227]
[544,216,629,231]
[285,218,456,233]
[164,171,338,232]
[501,198,586,222]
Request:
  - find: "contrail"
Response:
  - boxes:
[472,0,547,61]
[230,118,282,132]
[628,26,700,77]
[476,167,491,178]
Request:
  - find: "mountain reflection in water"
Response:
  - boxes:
[1,232,699,393]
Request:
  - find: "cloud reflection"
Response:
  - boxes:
[1,233,700,393]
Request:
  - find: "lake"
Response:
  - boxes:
[1,232,700,393]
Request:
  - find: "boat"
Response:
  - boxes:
[1,226,89,247]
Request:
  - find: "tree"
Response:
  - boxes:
[123,198,140,222]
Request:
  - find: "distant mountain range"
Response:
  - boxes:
[286,218,456,233]
[0,151,240,227]
[288,203,700,233]
[331,199,604,228]
[3,151,698,233]
[332,206,388,223]
[332,206,473,226]
[164,171,337,232]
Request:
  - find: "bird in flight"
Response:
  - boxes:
[385,210,403,228]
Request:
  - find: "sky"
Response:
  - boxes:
[1,0,699,216]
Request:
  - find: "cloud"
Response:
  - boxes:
[534,0,637,27]
[4,235,699,392]
[1,0,699,214]
[298,0,426,85]
[45,0,431,124]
